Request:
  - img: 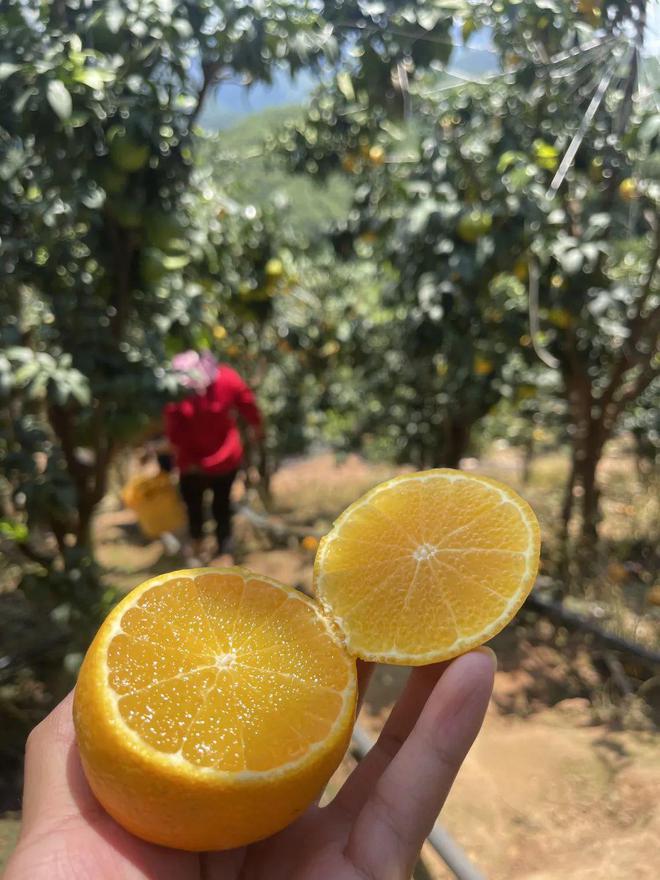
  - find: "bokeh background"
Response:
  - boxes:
[1,1,659,877]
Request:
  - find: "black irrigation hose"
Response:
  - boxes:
[524,593,660,667]
[237,504,660,668]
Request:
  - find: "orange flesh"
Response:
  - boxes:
[315,470,540,663]
[107,573,352,772]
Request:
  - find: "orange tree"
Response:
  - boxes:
[279,0,659,545]
[0,0,463,679]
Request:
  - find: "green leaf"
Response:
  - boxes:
[14,362,41,386]
[13,87,34,114]
[587,213,610,235]
[532,139,559,172]
[72,67,116,89]
[0,62,20,81]
[70,380,91,406]
[0,519,29,542]
[46,79,72,120]
[69,111,89,128]
[337,71,355,102]
[497,151,525,173]
[106,2,124,33]
[172,18,193,39]
[162,253,191,270]
[638,115,660,144]
[559,249,583,274]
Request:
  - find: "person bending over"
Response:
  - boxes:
[165,350,262,565]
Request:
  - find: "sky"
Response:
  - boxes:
[199,25,497,130]
[199,7,660,131]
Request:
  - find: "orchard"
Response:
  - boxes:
[279,0,659,550]
[1,1,659,875]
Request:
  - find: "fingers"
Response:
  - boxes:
[355,660,374,716]
[21,690,97,835]
[333,661,448,817]
[345,649,495,880]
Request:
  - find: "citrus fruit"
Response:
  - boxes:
[548,307,573,329]
[73,568,357,851]
[473,355,495,376]
[314,469,540,664]
[264,257,284,278]
[368,145,385,166]
[108,125,150,173]
[341,153,359,173]
[618,178,638,201]
[301,534,320,552]
[75,470,540,849]
[457,209,493,243]
[513,259,529,281]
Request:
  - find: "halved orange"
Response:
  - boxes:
[74,469,540,850]
[73,569,357,851]
[314,469,540,664]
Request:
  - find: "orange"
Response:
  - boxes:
[301,534,320,552]
[75,470,540,849]
[473,355,495,376]
[73,568,357,851]
[618,177,638,201]
[314,469,540,664]
[368,145,385,166]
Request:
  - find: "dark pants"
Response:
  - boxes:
[179,470,237,550]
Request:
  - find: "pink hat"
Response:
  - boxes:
[172,350,218,391]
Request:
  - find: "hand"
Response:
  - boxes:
[6,650,495,880]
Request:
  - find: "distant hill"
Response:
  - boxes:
[200,106,352,238]
[197,24,500,234]
[198,71,315,131]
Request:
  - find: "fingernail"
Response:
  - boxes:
[475,645,497,671]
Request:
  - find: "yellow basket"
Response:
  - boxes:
[121,472,187,538]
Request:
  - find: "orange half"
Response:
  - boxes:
[73,569,356,851]
[314,469,540,664]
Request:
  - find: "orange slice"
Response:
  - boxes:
[314,469,540,664]
[73,569,356,851]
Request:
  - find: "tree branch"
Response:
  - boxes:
[47,405,87,492]
[190,62,224,127]
[599,220,660,422]
[612,362,659,414]
[90,403,113,505]
[617,0,646,134]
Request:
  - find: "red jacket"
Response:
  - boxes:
[164,366,261,475]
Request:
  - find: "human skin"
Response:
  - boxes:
[6,649,495,880]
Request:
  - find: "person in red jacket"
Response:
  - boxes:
[165,350,262,565]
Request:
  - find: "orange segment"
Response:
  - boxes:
[314,469,540,664]
[73,568,357,851]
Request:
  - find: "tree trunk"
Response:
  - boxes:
[576,423,604,548]
[565,372,606,550]
[439,419,471,469]
[522,432,535,485]
[560,446,577,544]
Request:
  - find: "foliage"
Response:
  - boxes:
[0,0,467,696]
[277,0,660,540]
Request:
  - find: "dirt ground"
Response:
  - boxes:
[354,665,660,880]
[3,450,659,878]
